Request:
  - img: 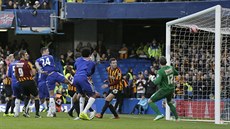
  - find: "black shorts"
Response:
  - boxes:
[68,90,76,97]
[109,89,122,97]
[5,85,13,97]
[19,80,38,97]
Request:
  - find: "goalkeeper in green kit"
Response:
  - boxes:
[148,56,178,121]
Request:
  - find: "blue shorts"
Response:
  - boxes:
[73,75,95,97]
[12,82,21,98]
[46,72,66,91]
[38,81,49,99]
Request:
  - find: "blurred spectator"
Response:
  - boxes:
[143,69,149,80]
[54,82,63,94]
[19,39,28,50]
[59,54,66,68]
[6,0,14,9]
[100,53,107,63]
[95,41,106,56]
[119,44,128,59]
[75,42,83,52]
[0,46,4,57]
[130,75,137,98]
[143,42,150,57]
[175,83,183,99]
[138,50,148,59]
[148,39,161,61]
[75,49,81,59]
[65,50,74,65]
[126,68,133,98]
[0,60,6,90]
[106,48,115,59]
[136,72,146,98]
[130,95,148,114]
[91,49,100,64]
[129,50,137,58]
[33,1,40,9]
[86,42,94,53]
[4,45,11,56]
[136,42,144,56]
[40,1,50,9]
[149,66,156,75]
[145,74,156,98]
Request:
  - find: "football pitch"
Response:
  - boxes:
[0,112,229,129]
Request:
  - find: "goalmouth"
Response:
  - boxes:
[166,5,230,124]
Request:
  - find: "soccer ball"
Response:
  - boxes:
[189,25,198,33]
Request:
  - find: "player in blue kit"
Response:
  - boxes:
[7,51,22,117]
[37,72,49,112]
[35,47,71,117]
[73,48,97,120]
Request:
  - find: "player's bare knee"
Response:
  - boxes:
[105,93,114,101]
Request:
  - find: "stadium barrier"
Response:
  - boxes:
[176,100,227,119]
[1,99,228,119]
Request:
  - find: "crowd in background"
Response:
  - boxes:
[171,37,230,100]
[1,0,50,10]
[68,0,207,3]
[0,0,212,11]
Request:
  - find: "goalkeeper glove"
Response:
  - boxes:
[149,75,156,82]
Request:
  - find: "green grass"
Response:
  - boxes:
[0,112,229,129]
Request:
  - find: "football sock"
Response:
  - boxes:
[79,97,85,113]
[109,104,118,117]
[43,100,48,109]
[35,99,40,115]
[101,101,110,115]
[49,98,55,114]
[69,105,74,113]
[149,102,161,115]
[168,102,178,119]
[74,100,80,116]
[24,98,30,114]
[15,98,21,115]
[83,97,95,114]
[5,100,12,114]
[10,98,15,113]
[84,99,94,112]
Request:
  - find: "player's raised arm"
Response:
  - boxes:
[35,61,45,74]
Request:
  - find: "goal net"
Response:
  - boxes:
[166,5,230,124]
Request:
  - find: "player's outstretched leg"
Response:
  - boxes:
[95,100,110,119]
[79,97,95,120]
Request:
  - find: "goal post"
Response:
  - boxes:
[166,5,230,124]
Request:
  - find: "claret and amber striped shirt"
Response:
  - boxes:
[106,66,123,91]
[15,60,34,82]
